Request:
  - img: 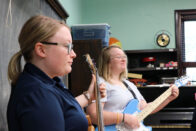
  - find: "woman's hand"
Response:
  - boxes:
[75,75,106,108]
[124,114,140,129]
[168,85,179,101]
[88,74,106,101]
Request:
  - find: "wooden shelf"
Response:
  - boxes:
[129,67,156,72]
[125,49,178,84]
[129,67,178,72]
[125,48,177,54]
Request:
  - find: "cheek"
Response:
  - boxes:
[123,62,127,67]
[54,54,71,75]
[58,53,69,67]
[52,51,65,63]
[49,49,67,67]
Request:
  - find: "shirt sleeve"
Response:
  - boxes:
[16,88,65,131]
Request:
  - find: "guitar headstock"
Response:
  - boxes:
[84,54,97,75]
[174,75,190,87]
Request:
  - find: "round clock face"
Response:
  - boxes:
[156,33,170,47]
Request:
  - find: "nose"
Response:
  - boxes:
[70,49,76,58]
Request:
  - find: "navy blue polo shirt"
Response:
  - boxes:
[7,63,88,131]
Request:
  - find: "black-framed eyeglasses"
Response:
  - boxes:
[41,41,73,54]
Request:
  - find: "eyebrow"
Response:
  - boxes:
[41,42,58,45]
[112,54,126,56]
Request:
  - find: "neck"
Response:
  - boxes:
[31,60,54,79]
[108,73,121,84]
[110,72,120,79]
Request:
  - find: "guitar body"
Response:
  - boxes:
[86,115,95,131]
[96,99,152,131]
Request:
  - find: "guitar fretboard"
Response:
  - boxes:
[136,87,172,122]
[85,54,104,131]
[136,76,189,122]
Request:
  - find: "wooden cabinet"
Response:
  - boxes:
[125,49,178,86]
[69,40,102,97]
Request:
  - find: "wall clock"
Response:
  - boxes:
[155,30,171,47]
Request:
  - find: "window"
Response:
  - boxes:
[184,21,196,62]
[175,10,196,82]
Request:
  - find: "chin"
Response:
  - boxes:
[65,68,72,74]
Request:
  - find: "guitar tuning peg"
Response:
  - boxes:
[174,75,190,87]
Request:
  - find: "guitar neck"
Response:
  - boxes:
[137,87,172,122]
[85,54,104,131]
[137,76,189,122]
[95,73,104,131]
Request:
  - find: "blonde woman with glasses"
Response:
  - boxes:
[7,15,106,131]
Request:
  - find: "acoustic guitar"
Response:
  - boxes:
[85,54,104,131]
[86,115,95,131]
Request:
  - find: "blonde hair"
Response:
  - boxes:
[98,45,128,82]
[8,15,69,86]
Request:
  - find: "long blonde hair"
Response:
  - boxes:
[7,15,68,86]
[98,45,128,82]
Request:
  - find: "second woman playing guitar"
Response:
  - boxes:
[86,45,179,130]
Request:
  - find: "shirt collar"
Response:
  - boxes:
[24,63,59,86]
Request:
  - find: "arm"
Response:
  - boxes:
[76,75,106,108]
[87,102,119,125]
[75,75,96,108]
[75,93,89,108]
[139,85,179,114]
[152,85,179,114]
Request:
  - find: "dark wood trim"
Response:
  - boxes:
[175,9,196,76]
[182,62,196,67]
[175,9,196,17]
[175,10,183,75]
[46,0,69,20]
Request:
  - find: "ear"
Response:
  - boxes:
[34,42,47,58]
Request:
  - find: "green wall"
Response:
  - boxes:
[60,0,196,50]
[59,0,82,25]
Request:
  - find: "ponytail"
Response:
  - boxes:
[7,51,22,86]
